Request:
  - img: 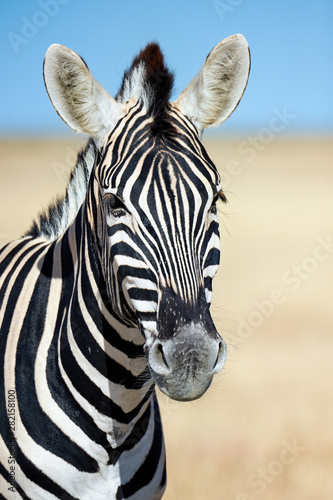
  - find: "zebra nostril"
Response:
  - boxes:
[213,339,227,373]
[214,342,222,368]
[156,342,169,369]
[149,341,171,376]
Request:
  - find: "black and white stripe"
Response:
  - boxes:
[0,36,250,499]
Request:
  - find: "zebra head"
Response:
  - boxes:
[43,36,250,401]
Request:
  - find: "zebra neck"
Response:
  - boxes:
[58,203,154,447]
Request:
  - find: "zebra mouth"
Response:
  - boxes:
[151,369,214,402]
[147,325,227,401]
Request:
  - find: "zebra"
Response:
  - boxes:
[0,35,250,499]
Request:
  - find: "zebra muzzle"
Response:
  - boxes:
[148,323,227,401]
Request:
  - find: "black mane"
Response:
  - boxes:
[25,140,97,240]
[116,42,175,136]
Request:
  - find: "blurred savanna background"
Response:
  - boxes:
[1,1,332,499]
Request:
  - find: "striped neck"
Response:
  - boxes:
[57,197,154,447]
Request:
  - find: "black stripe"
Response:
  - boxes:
[13,444,79,499]
[0,241,45,310]
[204,276,213,292]
[0,247,49,462]
[78,251,146,359]
[69,294,147,389]
[200,220,220,264]
[60,333,151,423]
[117,395,164,498]
[0,460,31,499]
[107,399,152,465]
[127,288,158,302]
[14,245,99,473]
[204,248,220,269]
[46,234,111,450]
[109,241,145,262]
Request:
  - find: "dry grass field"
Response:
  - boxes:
[0,137,332,499]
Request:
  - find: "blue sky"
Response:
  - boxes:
[0,0,332,136]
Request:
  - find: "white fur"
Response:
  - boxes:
[44,44,124,145]
[117,62,153,111]
[173,34,250,132]
[57,142,96,234]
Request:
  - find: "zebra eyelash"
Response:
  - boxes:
[210,191,227,214]
[103,193,128,217]
[216,191,227,204]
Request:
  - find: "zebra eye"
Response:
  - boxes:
[104,194,127,217]
[210,195,220,215]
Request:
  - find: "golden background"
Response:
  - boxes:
[0,137,332,499]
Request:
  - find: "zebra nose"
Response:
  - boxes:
[149,335,226,375]
[148,328,227,401]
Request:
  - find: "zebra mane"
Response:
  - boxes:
[26,44,174,241]
[116,42,174,135]
[26,140,98,241]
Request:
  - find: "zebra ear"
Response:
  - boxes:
[43,44,124,142]
[173,34,250,132]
